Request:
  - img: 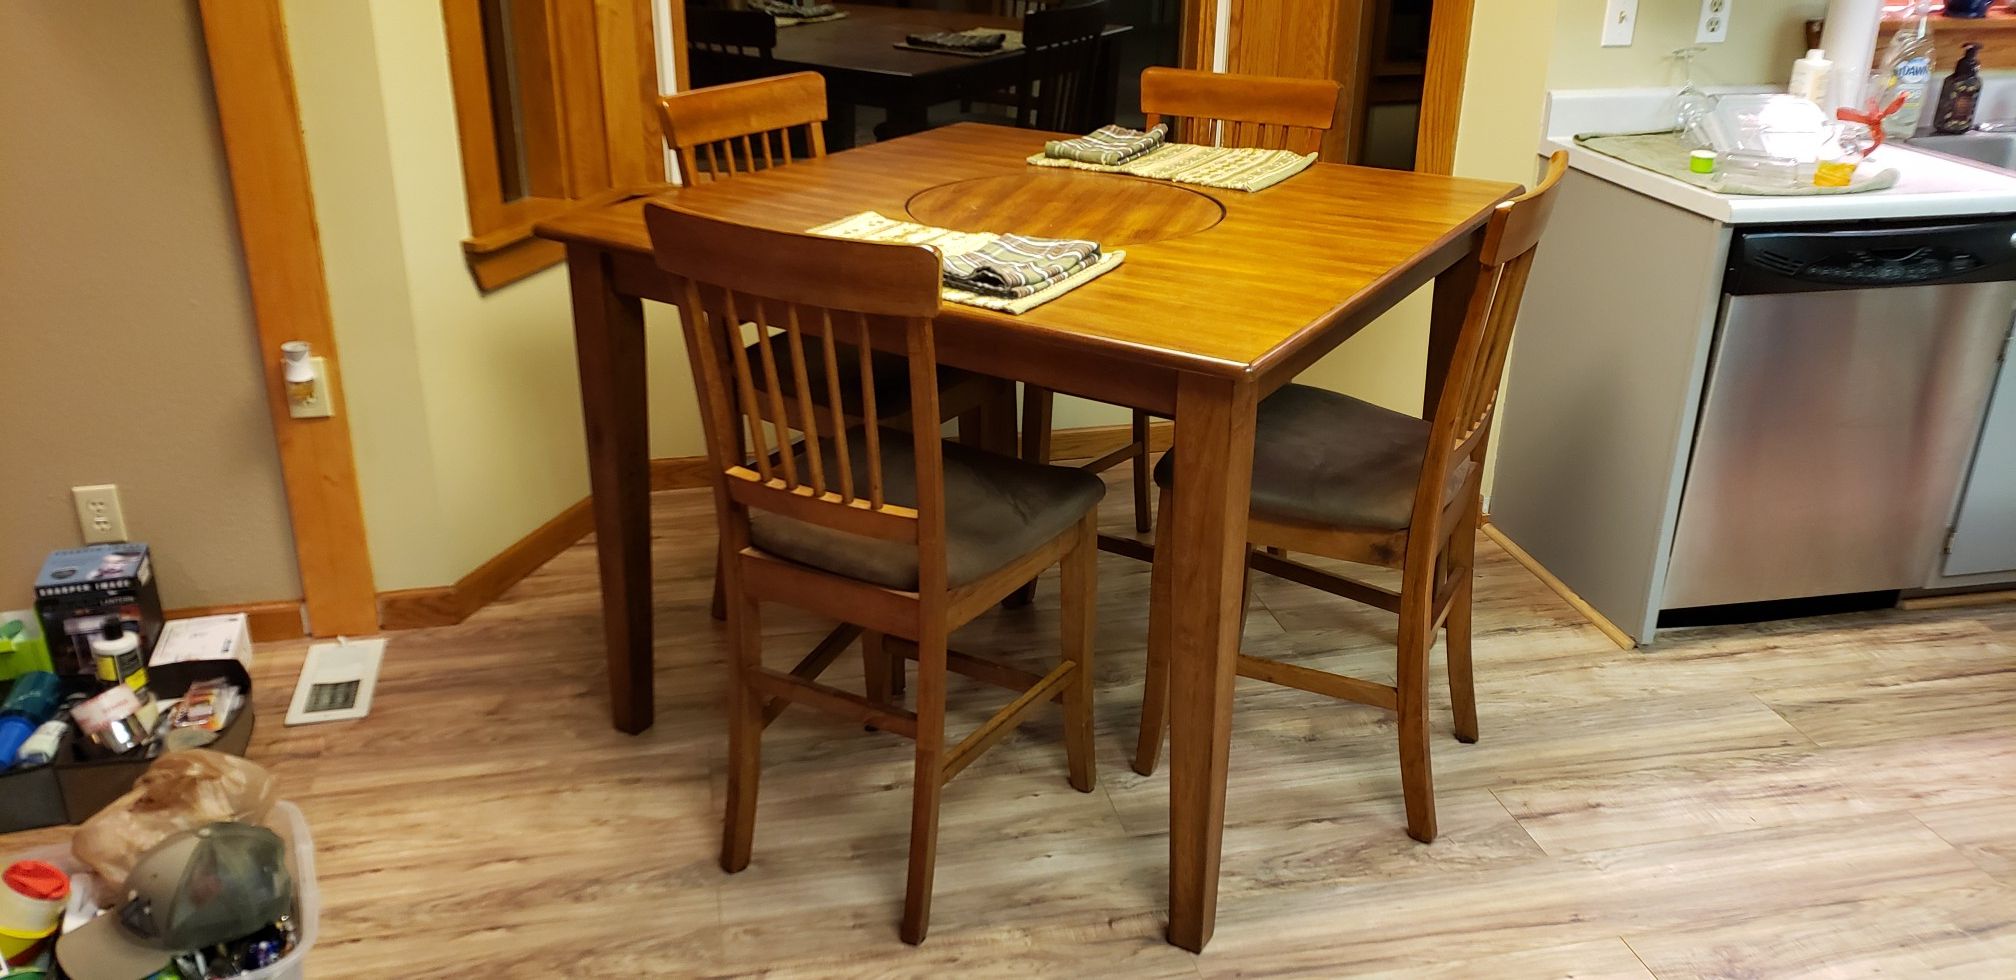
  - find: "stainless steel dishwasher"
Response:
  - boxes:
[1661,219,2016,610]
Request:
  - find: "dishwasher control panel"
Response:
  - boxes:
[1729,219,2016,294]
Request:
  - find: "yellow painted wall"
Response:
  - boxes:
[1549,0,1818,89]
[285,0,727,591]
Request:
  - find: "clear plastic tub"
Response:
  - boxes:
[8,800,317,979]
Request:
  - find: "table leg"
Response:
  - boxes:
[825,97,858,152]
[1424,228,1486,420]
[875,96,931,142]
[1164,372,1257,952]
[568,245,654,734]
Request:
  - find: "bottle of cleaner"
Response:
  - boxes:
[0,672,60,766]
[1935,43,1984,134]
[1878,1,1936,139]
[1790,49,1834,105]
[13,694,84,768]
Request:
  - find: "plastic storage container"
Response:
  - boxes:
[0,661,255,833]
[6,801,317,980]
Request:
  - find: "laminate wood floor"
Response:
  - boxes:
[8,466,2013,978]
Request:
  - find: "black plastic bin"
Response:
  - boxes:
[0,660,255,832]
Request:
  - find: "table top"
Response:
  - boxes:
[758,5,1126,80]
[539,123,1517,379]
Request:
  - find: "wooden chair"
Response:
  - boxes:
[1022,67,1342,534]
[644,204,1105,945]
[659,70,829,182]
[1012,1,1111,133]
[685,6,776,88]
[1133,152,1569,844]
[658,73,1004,619]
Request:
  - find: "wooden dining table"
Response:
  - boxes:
[537,122,1517,951]
[697,4,1129,148]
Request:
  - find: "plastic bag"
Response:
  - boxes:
[70,750,278,893]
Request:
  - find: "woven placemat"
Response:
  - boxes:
[1026,142,1316,193]
[1574,131,1900,196]
[809,211,1123,315]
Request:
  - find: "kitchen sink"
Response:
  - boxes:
[1909,132,2016,170]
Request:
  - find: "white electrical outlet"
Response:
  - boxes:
[1697,0,1731,44]
[72,484,128,543]
[1602,0,1639,47]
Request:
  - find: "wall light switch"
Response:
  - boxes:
[1697,0,1731,44]
[1602,0,1639,48]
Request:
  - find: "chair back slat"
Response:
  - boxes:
[658,72,827,183]
[646,205,947,557]
[1018,1,1110,134]
[1139,66,1341,153]
[1413,151,1570,538]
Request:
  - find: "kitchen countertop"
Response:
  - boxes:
[1543,88,2016,224]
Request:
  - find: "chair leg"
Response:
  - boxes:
[1059,513,1098,792]
[1396,592,1438,844]
[1006,386,1057,609]
[890,649,907,696]
[1130,410,1153,534]
[709,549,728,621]
[902,624,949,945]
[955,409,984,447]
[863,631,891,706]
[721,592,764,872]
[1133,488,1175,776]
[1446,506,1482,744]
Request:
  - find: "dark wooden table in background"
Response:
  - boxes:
[539,123,1515,951]
[698,4,1129,147]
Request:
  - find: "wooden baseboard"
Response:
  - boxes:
[164,600,307,643]
[1898,588,2016,611]
[378,496,597,630]
[376,422,1163,631]
[1048,419,1173,461]
[652,454,714,491]
[1480,523,1636,650]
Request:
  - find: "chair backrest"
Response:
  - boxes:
[1139,66,1342,153]
[1411,151,1569,543]
[658,72,827,183]
[642,204,954,588]
[984,0,1053,16]
[686,5,776,56]
[686,6,776,88]
[1017,1,1110,133]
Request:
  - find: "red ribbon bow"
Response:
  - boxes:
[1836,93,1910,159]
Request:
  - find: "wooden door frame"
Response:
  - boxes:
[196,0,380,636]
[1183,0,1470,174]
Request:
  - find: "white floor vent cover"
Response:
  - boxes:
[285,636,385,725]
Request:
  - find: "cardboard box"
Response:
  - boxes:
[151,613,254,670]
[33,543,163,678]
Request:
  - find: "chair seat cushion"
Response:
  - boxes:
[748,337,972,418]
[751,430,1105,590]
[1153,384,1469,531]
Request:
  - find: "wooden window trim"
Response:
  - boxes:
[443,0,664,290]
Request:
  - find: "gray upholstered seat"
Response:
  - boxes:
[751,430,1105,590]
[1154,384,1470,531]
[747,337,973,418]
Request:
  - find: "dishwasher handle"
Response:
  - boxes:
[1727,219,2016,295]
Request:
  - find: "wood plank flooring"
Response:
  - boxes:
[6,464,2013,978]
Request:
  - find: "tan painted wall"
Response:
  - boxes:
[0,0,301,610]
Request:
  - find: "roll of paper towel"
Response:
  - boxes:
[1820,0,1883,115]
